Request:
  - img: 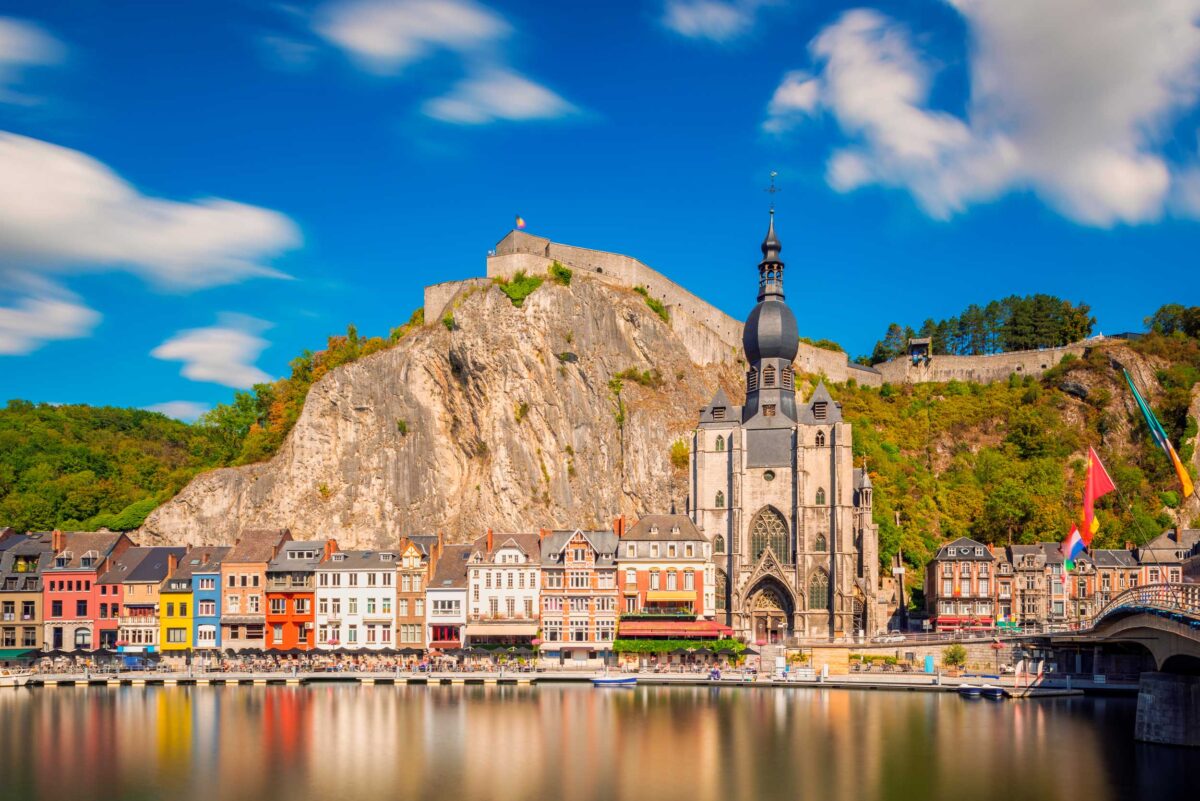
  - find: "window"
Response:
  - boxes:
[763,404,776,417]
[348,598,358,615]
[942,579,952,595]
[668,544,677,558]
[808,572,830,611]
[750,507,789,562]
[715,435,725,452]
[524,599,533,618]
[712,407,726,420]
[294,598,309,615]
[247,595,260,613]
[747,368,759,392]
[626,543,635,558]
[569,572,590,589]
[398,598,409,616]
[716,572,727,610]
[815,430,826,447]
[199,600,216,616]
[198,578,215,590]
[270,598,286,615]
[684,571,695,591]
[814,534,827,552]
[227,595,239,612]
[714,535,725,553]
[168,628,187,644]
[415,599,423,616]
[571,548,587,562]
[74,628,92,649]
[75,600,87,617]
[815,487,826,505]
[347,625,358,643]
[813,401,827,420]
[715,490,725,508]
[763,365,776,387]
[666,572,678,591]
[651,544,659,558]
[650,571,660,591]
[166,603,175,617]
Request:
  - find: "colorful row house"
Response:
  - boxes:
[42,530,133,651]
[0,531,54,656]
[266,540,335,651]
[539,528,620,665]
[191,548,230,651]
[221,528,291,650]
[465,531,541,647]
[314,549,398,650]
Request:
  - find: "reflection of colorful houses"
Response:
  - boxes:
[191,548,230,650]
[266,540,336,651]
[42,530,133,651]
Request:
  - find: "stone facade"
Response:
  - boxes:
[688,217,883,642]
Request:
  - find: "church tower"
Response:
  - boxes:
[690,213,882,642]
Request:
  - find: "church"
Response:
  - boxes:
[689,214,883,642]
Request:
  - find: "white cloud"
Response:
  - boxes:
[424,68,575,124]
[313,0,508,74]
[143,401,210,422]
[0,293,99,355]
[151,315,273,389]
[662,0,773,43]
[0,16,65,103]
[768,2,1200,226]
[762,70,819,133]
[0,132,301,289]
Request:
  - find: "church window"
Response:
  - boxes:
[715,491,725,509]
[813,401,828,420]
[815,534,827,552]
[809,571,830,611]
[763,404,776,417]
[816,487,826,505]
[715,435,725,452]
[714,535,725,553]
[815,430,826,447]
[715,572,727,611]
[750,508,789,562]
[782,366,794,390]
[712,407,726,420]
[747,368,759,392]
[763,365,776,387]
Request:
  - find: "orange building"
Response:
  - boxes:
[220,528,291,651]
[265,540,335,651]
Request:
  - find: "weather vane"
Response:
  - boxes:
[765,170,781,212]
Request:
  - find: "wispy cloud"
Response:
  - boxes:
[0,16,65,104]
[143,400,210,422]
[424,68,576,124]
[298,0,576,125]
[151,314,273,389]
[0,292,99,355]
[765,1,1200,227]
[662,0,776,44]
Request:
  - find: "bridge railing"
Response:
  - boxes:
[1081,583,1200,631]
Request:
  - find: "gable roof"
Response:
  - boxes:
[318,549,399,571]
[126,547,187,583]
[796,381,843,425]
[224,528,291,563]
[541,529,619,566]
[469,532,541,562]
[624,515,703,541]
[169,546,231,582]
[267,540,329,572]
[934,537,993,560]
[430,544,471,589]
[47,531,127,571]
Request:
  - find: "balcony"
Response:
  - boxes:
[118,617,157,627]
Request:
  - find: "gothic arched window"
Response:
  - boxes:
[816,487,826,505]
[815,430,826,447]
[714,534,725,553]
[715,491,725,509]
[715,435,725,452]
[763,365,777,387]
[815,534,827,552]
[808,571,830,611]
[750,507,789,562]
[715,571,727,610]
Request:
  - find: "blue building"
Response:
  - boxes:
[191,547,230,652]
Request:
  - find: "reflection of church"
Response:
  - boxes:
[689,214,882,642]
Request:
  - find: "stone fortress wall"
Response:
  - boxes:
[423,230,1090,385]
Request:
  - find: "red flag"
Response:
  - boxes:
[1080,447,1116,546]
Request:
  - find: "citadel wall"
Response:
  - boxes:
[423,230,1081,387]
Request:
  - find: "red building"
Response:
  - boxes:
[265,540,335,651]
[42,530,133,651]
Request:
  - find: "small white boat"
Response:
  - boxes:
[592,676,637,687]
[957,683,982,698]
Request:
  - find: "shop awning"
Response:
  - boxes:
[618,620,733,638]
[466,622,538,636]
[645,591,695,603]
[0,648,35,660]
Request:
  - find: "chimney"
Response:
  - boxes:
[324,540,338,560]
[52,529,64,553]
[613,516,626,538]
[539,528,550,541]
[486,528,493,553]
[168,553,179,575]
[987,544,995,555]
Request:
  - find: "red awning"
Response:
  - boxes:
[618,620,733,638]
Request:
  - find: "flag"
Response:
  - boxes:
[1080,446,1116,546]
[1124,369,1195,499]
[515,215,526,230]
[1060,525,1085,572]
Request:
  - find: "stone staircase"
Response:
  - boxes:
[758,644,784,675]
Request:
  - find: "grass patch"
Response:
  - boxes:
[494,270,545,307]
[549,261,572,285]
[613,367,664,388]
[633,285,669,323]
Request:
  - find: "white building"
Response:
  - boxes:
[465,531,541,646]
[314,550,397,650]
[426,544,470,649]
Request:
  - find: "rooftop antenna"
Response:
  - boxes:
[765,170,781,213]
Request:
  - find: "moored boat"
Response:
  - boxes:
[957,683,982,698]
[592,676,637,687]
[981,685,1006,700]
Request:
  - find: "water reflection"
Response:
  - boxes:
[0,686,1189,801]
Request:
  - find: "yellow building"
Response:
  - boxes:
[158,550,196,661]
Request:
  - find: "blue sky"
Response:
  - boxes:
[1,0,1199,420]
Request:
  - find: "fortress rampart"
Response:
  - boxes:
[422,230,1087,386]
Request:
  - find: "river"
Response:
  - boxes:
[0,685,1191,801]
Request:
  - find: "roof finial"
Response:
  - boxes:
[765,170,780,213]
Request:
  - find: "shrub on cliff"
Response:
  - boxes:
[549,261,572,286]
[495,270,544,307]
[633,285,669,323]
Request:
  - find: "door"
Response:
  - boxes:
[52,627,63,649]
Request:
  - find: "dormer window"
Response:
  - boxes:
[763,365,776,387]
[649,526,659,535]
[813,401,827,420]
[975,547,983,556]
[380,553,394,562]
[332,553,346,561]
[712,407,726,420]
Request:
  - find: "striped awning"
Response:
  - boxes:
[645,591,695,603]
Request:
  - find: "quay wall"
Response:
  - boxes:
[803,641,1004,676]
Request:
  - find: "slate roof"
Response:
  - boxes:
[0,532,55,592]
[541,529,619,566]
[224,528,291,563]
[45,530,127,571]
[933,537,994,561]
[1090,549,1139,568]
[164,546,231,591]
[795,382,843,425]
[127,547,186,583]
[699,387,743,426]
[624,515,703,541]
[404,534,439,556]
[469,533,541,562]
[853,468,873,490]
[267,541,328,573]
[318,549,399,571]
[430,544,471,589]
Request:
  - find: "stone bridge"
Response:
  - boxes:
[1048,583,1200,746]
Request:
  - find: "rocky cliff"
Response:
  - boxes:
[140,275,741,548]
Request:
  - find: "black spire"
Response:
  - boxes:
[757,210,784,301]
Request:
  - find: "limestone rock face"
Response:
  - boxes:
[140,277,740,548]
